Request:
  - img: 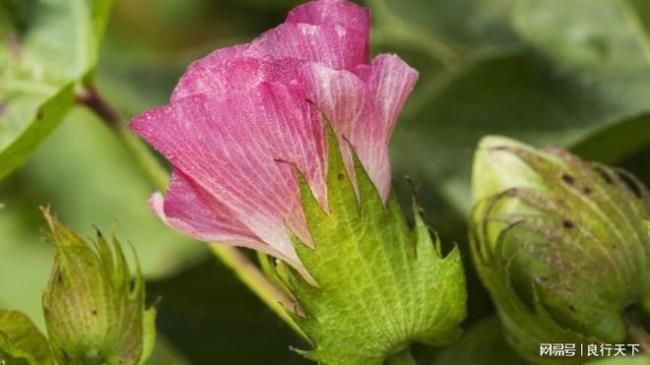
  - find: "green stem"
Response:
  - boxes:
[78,85,306,339]
[386,348,417,365]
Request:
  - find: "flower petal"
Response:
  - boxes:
[249,22,367,70]
[151,170,300,259]
[131,83,327,263]
[301,54,418,200]
[286,0,370,39]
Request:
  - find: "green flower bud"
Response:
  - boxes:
[470,136,650,363]
[42,210,156,365]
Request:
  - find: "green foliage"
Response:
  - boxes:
[282,130,466,365]
[0,0,112,180]
[367,0,650,216]
[42,210,156,365]
[470,136,650,363]
[0,310,52,365]
[432,316,525,365]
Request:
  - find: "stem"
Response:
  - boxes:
[209,245,306,338]
[78,85,306,339]
[386,348,417,365]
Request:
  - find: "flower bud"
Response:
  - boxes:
[470,136,650,363]
[42,210,156,365]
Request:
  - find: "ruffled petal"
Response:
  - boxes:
[131,83,327,263]
[151,170,299,258]
[172,53,302,102]
[248,22,367,70]
[286,0,370,40]
[171,44,247,101]
[301,54,418,201]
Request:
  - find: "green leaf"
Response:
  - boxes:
[432,316,525,365]
[391,47,650,213]
[0,0,112,180]
[512,0,650,68]
[0,309,52,365]
[367,0,517,65]
[283,129,466,365]
[42,210,156,365]
[571,113,650,164]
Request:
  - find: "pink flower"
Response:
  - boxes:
[130,0,418,275]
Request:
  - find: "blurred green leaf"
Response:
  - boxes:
[367,0,517,65]
[0,309,52,365]
[512,0,650,69]
[0,0,112,180]
[432,317,525,365]
[572,113,650,164]
[390,47,650,213]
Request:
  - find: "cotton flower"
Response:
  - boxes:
[130,0,417,275]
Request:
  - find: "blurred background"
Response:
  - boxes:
[1,0,650,364]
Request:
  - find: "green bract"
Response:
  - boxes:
[470,136,650,364]
[0,310,52,365]
[42,211,156,365]
[273,129,466,365]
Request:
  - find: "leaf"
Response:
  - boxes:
[367,0,517,64]
[571,113,650,164]
[432,316,525,365]
[284,129,466,365]
[392,47,650,213]
[0,0,112,180]
[0,309,52,365]
[512,0,650,69]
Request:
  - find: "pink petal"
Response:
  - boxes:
[171,44,247,101]
[286,0,370,39]
[131,83,327,264]
[248,22,367,70]
[301,54,418,201]
[172,52,302,102]
[151,170,300,260]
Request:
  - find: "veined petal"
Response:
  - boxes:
[350,55,418,200]
[286,0,370,38]
[131,83,327,265]
[301,54,418,201]
[249,22,367,70]
[172,54,301,102]
[171,44,247,101]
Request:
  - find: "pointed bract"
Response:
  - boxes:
[42,210,156,365]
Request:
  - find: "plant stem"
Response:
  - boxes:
[386,348,417,365]
[78,85,306,339]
